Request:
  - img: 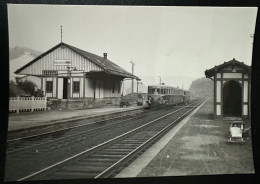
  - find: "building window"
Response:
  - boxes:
[73,81,80,93]
[46,81,53,93]
[43,70,58,76]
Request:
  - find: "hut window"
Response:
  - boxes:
[46,81,53,93]
[73,81,80,93]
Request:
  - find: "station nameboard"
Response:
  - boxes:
[54,59,71,66]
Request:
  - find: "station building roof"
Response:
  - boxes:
[15,42,140,80]
[205,58,251,78]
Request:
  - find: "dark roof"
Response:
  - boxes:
[15,42,140,80]
[205,58,251,78]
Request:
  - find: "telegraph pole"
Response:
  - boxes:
[130,61,135,93]
[61,25,63,42]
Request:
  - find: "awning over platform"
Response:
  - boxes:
[86,70,140,80]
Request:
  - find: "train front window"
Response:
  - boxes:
[152,88,159,94]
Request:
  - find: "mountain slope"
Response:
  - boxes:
[189,77,214,98]
[9,47,41,60]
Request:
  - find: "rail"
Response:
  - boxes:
[16,99,204,180]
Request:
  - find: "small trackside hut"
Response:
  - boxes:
[15,42,140,108]
[205,59,251,120]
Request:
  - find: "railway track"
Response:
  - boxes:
[12,99,205,181]
[5,104,188,181]
[6,110,150,154]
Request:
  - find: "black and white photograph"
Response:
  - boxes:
[5,3,257,182]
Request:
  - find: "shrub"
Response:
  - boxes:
[9,80,37,97]
[9,80,25,97]
[16,80,37,96]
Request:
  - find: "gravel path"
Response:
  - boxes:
[137,99,254,176]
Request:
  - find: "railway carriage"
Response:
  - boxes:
[147,85,190,108]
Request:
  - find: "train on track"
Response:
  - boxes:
[146,84,191,108]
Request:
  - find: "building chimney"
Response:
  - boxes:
[103,53,107,59]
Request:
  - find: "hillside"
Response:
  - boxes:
[9,47,42,60]
[189,77,214,98]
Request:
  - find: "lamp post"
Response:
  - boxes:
[66,66,76,110]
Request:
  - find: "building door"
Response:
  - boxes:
[63,78,68,99]
[223,80,242,117]
[93,80,96,99]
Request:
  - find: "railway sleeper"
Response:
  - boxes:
[48,171,99,179]
[96,151,129,155]
[112,143,141,146]
[75,161,114,167]
[81,157,119,163]
[90,154,125,158]
[103,148,134,152]
[100,150,129,155]
[60,165,110,172]
[121,140,147,143]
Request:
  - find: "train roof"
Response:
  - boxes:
[148,85,182,90]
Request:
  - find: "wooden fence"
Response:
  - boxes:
[9,96,47,113]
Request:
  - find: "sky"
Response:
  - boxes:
[8,5,258,90]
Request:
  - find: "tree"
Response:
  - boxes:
[9,80,38,97]
[9,80,25,97]
[16,80,37,96]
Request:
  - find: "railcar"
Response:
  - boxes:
[146,85,190,108]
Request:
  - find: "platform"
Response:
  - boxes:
[116,99,254,177]
[8,105,143,132]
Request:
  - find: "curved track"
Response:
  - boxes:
[6,110,150,154]
[11,99,204,181]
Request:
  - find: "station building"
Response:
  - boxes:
[205,59,251,120]
[15,42,140,106]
